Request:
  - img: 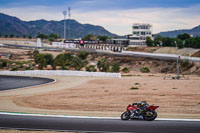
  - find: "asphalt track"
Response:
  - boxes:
[0,75,54,91]
[0,113,200,133]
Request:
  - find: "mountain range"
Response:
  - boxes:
[157,25,200,38]
[0,13,117,38]
[0,13,199,39]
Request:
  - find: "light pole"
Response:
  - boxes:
[63,11,67,40]
[68,7,71,40]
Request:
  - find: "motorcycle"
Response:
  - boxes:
[121,103,159,121]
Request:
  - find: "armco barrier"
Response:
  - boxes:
[122,51,200,62]
[0,70,121,78]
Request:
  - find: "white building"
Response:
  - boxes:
[128,23,153,46]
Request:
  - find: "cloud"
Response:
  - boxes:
[0,4,200,35]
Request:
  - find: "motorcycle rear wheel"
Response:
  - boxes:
[121,111,130,120]
[144,110,157,121]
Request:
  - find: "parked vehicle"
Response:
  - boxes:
[121,101,159,121]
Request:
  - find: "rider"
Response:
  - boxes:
[132,101,149,111]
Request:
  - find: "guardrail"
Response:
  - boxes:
[0,70,121,78]
[122,51,200,62]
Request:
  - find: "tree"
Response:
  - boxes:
[154,35,162,46]
[111,61,120,72]
[146,36,154,47]
[97,36,109,42]
[0,34,2,37]
[9,34,14,38]
[23,35,26,38]
[177,33,191,40]
[77,52,89,60]
[82,34,97,41]
[161,37,174,47]
[37,34,48,40]
[97,58,110,72]
[54,53,73,69]
[34,53,54,69]
[33,49,39,59]
[4,35,8,38]
[28,36,32,39]
[49,34,60,39]
[71,56,88,70]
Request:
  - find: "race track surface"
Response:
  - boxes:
[0,114,200,133]
[0,75,54,91]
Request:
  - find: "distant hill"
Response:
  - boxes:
[157,25,200,38]
[0,13,117,38]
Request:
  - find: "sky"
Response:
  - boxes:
[0,0,200,35]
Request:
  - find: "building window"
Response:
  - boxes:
[133,26,139,29]
[141,32,146,35]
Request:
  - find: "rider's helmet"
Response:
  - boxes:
[141,101,147,106]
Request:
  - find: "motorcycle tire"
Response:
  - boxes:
[121,111,130,120]
[144,110,157,121]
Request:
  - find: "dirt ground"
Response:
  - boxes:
[1,73,199,119]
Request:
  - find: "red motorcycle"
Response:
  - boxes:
[121,101,159,121]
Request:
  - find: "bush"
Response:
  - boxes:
[25,67,31,70]
[111,61,120,73]
[140,67,150,73]
[86,65,97,72]
[0,60,8,68]
[77,52,89,60]
[55,53,73,69]
[122,67,130,73]
[130,87,139,90]
[71,56,88,70]
[34,53,54,69]
[97,58,110,72]
[33,49,39,58]
[180,60,193,69]
[10,67,18,71]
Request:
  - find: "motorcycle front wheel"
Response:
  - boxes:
[121,111,130,120]
[144,110,157,121]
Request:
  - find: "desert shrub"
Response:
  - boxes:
[55,53,73,69]
[71,56,88,70]
[97,58,110,72]
[140,67,150,73]
[0,60,8,68]
[25,67,31,70]
[86,65,97,72]
[10,67,18,71]
[77,52,89,60]
[122,67,130,73]
[34,53,54,69]
[111,61,120,73]
[180,60,193,69]
[33,49,39,58]
[130,87,139,90]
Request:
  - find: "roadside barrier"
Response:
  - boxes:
[0,70,121,78]
[122,51,200,62]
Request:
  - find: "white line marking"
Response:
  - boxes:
[0,112,200,122]
[0,127,132,133]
